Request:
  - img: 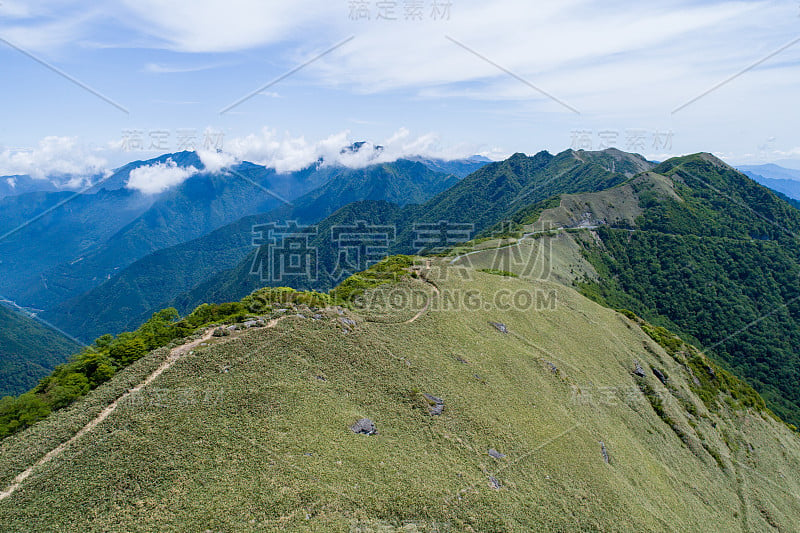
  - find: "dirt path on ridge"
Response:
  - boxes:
[0,327,220,502]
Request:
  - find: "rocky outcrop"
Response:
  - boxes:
[350,418,377,436]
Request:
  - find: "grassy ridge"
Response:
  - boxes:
[0,256,419,441]
[1,264,799,530]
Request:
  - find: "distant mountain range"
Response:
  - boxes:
[170,148,653,313]
[45,159,462,341]
[0,175,61,199]
[738,163,800,201]
[0,151,490,390]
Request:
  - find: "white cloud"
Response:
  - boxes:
[0,136,108,183]
[196,150,237,173]
[0,0,36,18]
[0,8,100,53]
[143,62,225,74]
[116,0,338,53]
[208,127,476,173]
[3,0,799,166]
[126,158,198,194]
[6,177,18,189]
[4,0,796,122]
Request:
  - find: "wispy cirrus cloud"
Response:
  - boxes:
[2,0,800,164]
[143,62,227,74]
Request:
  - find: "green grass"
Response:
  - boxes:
[476,269,519,278]
[2,262,800,531]
[330,255,417,304]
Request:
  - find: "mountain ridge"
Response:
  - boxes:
[452,152,800,425]
[1,257,798,530]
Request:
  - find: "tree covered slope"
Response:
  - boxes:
[42,160,458,342]
[173,148,654,311]
[0,305,81,397]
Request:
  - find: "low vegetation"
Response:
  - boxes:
[0,291,323,440]
[329,255,417,303]
[626,312,770,417]
[0,260,419,441]
[3,262,800,531]
[477,268,519,277]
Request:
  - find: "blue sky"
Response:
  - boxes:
[1,0,800,181]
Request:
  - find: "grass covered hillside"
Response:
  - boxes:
[1,259,798,531]
[451,153,800,428]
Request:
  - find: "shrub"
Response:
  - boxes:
[331,255,416,304]
[477,269,518,277]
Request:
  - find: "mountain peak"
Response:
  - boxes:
[655,152,733,175]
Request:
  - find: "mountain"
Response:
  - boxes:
[1,259,799,530]
[411,155,492,177]
[0,175,60,199]
[404,148,651,234]
[0,152,212,300]
[97,151,204,191]
[455,153,800,426]
[0,304,81,397]
[738,163,800,182]
[171,200,404,314]
[43,160,459,342]
[739,164,800,201]
[0,187,155,297]
[14,157,336,311]
[174,148,655,310]
[2,149,800,528]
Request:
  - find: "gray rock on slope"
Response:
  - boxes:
[490,322,508,334]
[488,448,506,459]
[350,418,377,435]
[652,367,668,384]
[423,393,445,416]
[600,441,610,464]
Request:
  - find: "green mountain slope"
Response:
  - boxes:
[20,160,335,311]
[175,149,654,309]
[0,188,155,299]
[0,305,81,397]
[0,261,798,530]
[394,148,651,242]
[454,153,800,427]
[172,200,403,312]
[44,161,458,342]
